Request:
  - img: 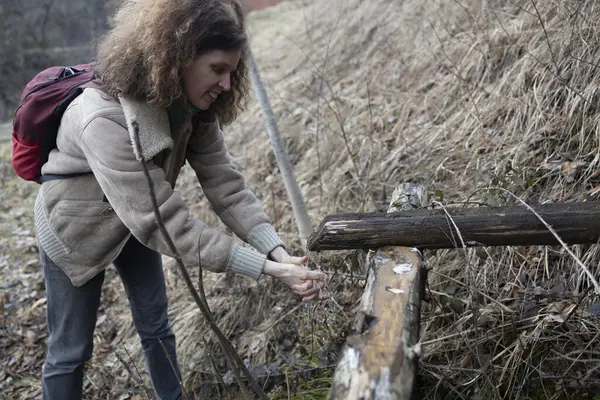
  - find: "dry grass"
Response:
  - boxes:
[205,0,600,397]
[4,0,600,398]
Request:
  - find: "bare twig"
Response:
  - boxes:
[115,351,155,400]
[562,286,593,326]
[530,0,561,75]
[121,344,154,400]
[203,337,226,398]
[158,339,190,400]
[197,267,210,313]
[492,187,600,294]
[432,200,467,249]
[429,269,515,313]
[282,33,365,189]
[130,120,267,400]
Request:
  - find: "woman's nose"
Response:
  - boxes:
[219,74,231,91]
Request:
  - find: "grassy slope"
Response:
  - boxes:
[216,0,600,398]
[3,0,600,398]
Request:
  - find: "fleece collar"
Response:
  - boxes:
[118,95,173,162]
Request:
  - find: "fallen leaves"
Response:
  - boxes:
[562,160,587,183]
[540,157,587,183]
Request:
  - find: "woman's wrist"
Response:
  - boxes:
[268,245,287,262]
[263,259,282,278]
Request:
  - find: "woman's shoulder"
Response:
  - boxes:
[77,87,125,122]
[59,87,126,136]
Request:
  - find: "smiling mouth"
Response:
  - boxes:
[209,92,219,100]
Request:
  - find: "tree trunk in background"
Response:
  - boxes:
[247,49,313,242]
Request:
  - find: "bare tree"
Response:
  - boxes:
[0,0,108,120]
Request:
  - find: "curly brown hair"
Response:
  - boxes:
[95,0,249,125]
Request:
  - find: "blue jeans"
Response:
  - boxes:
[40,237,183,400]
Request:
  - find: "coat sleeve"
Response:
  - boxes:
[186,121,285,256]
[78,114,268,280]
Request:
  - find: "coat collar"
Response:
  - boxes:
[118,95,173,162]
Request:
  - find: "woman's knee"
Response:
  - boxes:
[132,301,173,340]
[45,340,94,373]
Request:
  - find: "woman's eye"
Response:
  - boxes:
[213,67,224,74]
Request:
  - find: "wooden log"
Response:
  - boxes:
[308,201,600,251]
[329,183,427,400]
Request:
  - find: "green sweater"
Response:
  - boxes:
[167,97,201,135]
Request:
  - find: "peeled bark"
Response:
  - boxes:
[329,184,427,400]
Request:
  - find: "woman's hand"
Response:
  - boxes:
[269,246,305,265]
[264,247,327,302]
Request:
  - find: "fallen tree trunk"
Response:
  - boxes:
[308,201,600,251]
[329,184,427,400]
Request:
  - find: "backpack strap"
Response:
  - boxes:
[39,172,93,183]
[40,173,109,203]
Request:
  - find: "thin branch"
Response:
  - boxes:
[530,0,561,75]
[130,120,267,399]
[313,14,339,205]
[158,339,190,400]
[121,344,155,400]
[203,337,226,396]
[197,267,210,313]
[280,33,365,186]
[115,351,155,400]
[432,200,467,249]
[491,187,600,294]
[489,4,594,109]
[429,269,515,313]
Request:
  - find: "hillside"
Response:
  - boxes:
[174,0,600,397]
[1,0,600,398]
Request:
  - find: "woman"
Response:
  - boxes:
[34,0,326,398]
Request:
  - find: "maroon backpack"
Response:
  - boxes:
[12,63,96,183]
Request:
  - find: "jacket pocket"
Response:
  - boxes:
[51,199,129,264]
[57,200,113,217]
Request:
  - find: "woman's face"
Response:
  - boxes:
[182,49,241,110]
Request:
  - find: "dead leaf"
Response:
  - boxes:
[540,159,563,170]
[518,272,530,286]
[460,355,472,368]
[449,298,465,314]
[24,329,37,346]
[539,301,577,325]
[545,314,565,324]
[27,297,46,313]
[477,313,494,325]
[444,284,458,296]
[96,314,107,327]
[562,161,586,183]
[546,300,573,314]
